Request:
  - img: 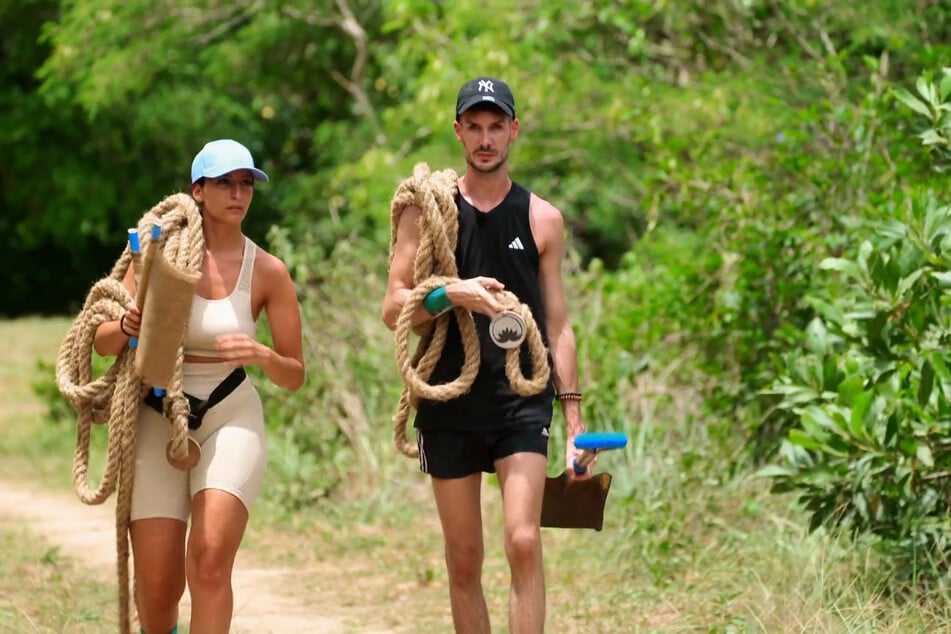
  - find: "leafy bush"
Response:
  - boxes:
[763,71,951,586]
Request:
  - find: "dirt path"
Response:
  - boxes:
[0,479,388,633]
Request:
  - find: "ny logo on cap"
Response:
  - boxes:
[478,79,495,93]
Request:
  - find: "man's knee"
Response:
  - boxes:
[445,541,484,587]
[504,524,542,567]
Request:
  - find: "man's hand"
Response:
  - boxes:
[566,429,595,480]
[446,276,507,317]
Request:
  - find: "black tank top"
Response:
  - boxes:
[415,181,555,431]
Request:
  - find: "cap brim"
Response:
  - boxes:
[456,95,514,118]
[200,166,269,183]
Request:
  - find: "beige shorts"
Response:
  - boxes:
[130,362,266,522]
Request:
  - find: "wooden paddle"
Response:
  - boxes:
[541,432,628,531]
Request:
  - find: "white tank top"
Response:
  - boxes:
[183,237,257,357]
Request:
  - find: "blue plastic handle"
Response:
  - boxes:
[574,432,628,451]
[129,225,161,350]
[572,432,628,475]
[144,224,163,398]
[128,228,141,349]
[128,229,140,254]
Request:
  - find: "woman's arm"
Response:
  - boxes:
[216,250,305,391]
[93,265,140,357]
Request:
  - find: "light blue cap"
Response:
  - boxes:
[190,139,269,184]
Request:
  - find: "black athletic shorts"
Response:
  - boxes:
[416,423,551,479]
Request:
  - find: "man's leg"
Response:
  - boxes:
[432,473,491,634]
[495,451,548,634]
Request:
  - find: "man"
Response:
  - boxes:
[381,76,588,634]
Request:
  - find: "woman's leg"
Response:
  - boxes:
[184,368,264,633]
[185,489,249,634]
[130,404,190,633]
[130,518,187,633]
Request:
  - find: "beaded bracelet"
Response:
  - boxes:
[555,392,583,401]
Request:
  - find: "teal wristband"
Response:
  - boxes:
[423,286,452,315]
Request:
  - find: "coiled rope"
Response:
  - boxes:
[388,163,550,457]
[55,192,204,634]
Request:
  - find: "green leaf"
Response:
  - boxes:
[854,492,869,521]
[849,390,873,439]
[754,464,794,478]
[896,269,926,297]
[822,355,840,391]
[805,318,828,354]
[765,384,820,406]
[931,354,951,384]
[878,256,901,294]
[885,414,899,447]
[917,443,935,468]
[838,375,865,403]
[874,218,909,241]
[900,438,917,457]
[941,70,951,100]
[931,271,951,287]
[803,406,849,438]
[893,87,932,117]
[919,129,946,146]
[789,429,820,450]
[820,257,863,280]
[919,360,935,407]
[805,296,844,325]
[917,76,937,107]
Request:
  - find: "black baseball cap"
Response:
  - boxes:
[455,77,516,119]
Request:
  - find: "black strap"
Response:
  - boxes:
[142,367,247,430]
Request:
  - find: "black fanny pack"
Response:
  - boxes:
[143,367,247,430]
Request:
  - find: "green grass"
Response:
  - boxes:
[0,525,117,633]
[5,316,951,633]
[0,316,107,488]
[0,317,114,632]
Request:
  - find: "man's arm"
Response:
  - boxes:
[532,195,583,434]
[382,204,507,330]
[382,204,436,330]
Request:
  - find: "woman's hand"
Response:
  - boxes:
[215,333,270,367]
[120,304,141,338]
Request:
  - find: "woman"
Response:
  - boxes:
[94,139,305,634]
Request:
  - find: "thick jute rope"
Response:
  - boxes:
[388,163,551,457]
[55,192,204,634]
